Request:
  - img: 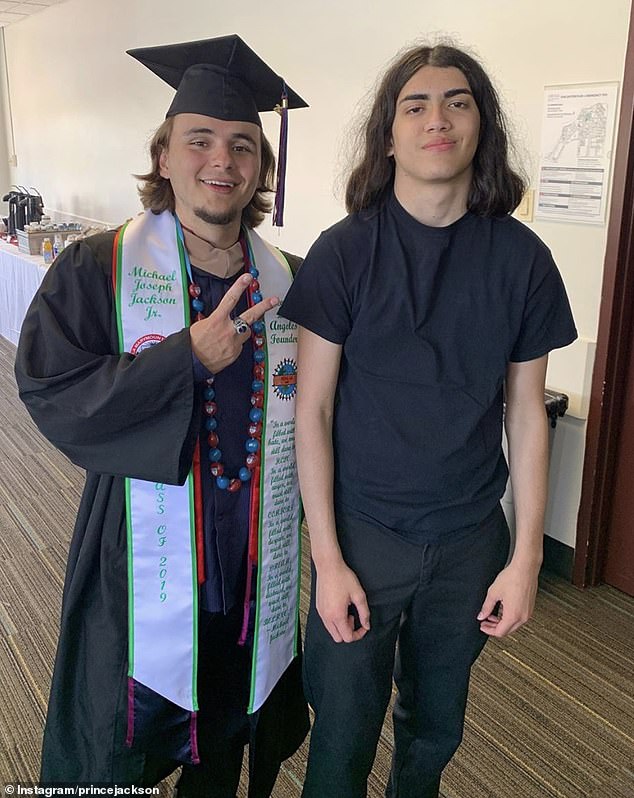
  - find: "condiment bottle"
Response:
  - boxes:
[42,237,53,265]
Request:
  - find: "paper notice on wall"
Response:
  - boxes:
[536,83,619,224]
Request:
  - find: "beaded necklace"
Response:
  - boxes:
[180,221,265,493]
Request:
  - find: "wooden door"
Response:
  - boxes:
[574,6,634,594]
[603,306,634,595]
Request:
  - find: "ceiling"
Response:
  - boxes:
[0,0,68,27]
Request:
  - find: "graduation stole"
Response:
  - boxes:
[113,209,301,722]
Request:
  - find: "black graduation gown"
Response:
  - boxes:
[14,231,308,784]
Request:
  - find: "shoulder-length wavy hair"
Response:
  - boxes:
[135,117,276,228]
[345,43,526,217]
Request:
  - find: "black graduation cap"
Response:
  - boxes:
[127,34,307,226]
[126,34,308,126]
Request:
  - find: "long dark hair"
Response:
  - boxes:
[135,117,276,228]
[345,43,526,217]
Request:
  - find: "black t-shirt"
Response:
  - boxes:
[280,192,577,541]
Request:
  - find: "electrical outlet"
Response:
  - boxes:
[516,189,534,222]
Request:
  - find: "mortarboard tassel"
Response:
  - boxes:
[272,86,289,227]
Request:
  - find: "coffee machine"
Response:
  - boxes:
[3,187,25,235]
[21,188,44,227]
[3,186,44,235]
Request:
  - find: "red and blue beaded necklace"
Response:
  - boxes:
[177,218,266,493]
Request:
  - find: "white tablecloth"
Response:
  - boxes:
[0,239,48,345]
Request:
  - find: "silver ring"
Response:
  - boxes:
[232,316,250,336]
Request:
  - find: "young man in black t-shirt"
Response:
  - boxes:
[280,43,577,798]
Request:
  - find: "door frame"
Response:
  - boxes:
[574,6,634,588]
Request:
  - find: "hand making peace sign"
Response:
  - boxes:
[189,273,279,373]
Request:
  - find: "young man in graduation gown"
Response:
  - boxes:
[280,43,577,797]
[15,35,309,796]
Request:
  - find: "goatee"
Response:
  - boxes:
[194,207,238,226]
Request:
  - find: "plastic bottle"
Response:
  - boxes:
[42,237,53,265]
[53,234,64,257]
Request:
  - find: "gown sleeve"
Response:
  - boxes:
[14,234,199,485]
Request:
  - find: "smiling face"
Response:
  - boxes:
[388,66,481,207]
[159,112,262,236]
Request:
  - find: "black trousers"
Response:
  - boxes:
[142,608,282,798]
[301,505,510,798]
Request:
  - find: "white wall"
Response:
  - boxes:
[3,0,632,547]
